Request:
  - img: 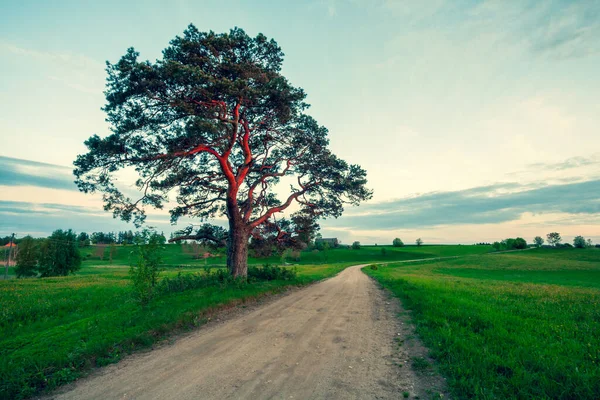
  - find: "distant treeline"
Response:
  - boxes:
[2,231,168,247]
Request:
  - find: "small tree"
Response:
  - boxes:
[416,238,423,246]
[586,238,593,248]
[533,236,544,247]
[573,236,586,249]
[76,232,90,247]
[130,230,165,304]
[108,243,118,263]
[352,241,361,250]
[392,238,404,247]
[546,232,562,247]
[38,230,82,277]
[15,236,39,278]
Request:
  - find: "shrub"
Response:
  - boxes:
[369,264,378,270]
[393,238,404,247]
[352,241,361,250]
[381,248,387,256]
[248,264,297,281]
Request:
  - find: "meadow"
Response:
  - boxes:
[0,243,485,399]
[365,248,600,399]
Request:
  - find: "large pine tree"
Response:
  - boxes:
[74,25,372,277]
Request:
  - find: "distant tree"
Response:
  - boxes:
[352,241,361,250]
[416,238,423,246]
[501,238,515,250]
[15,236,39,278]
[291,210,320,246]
[586,238,593,248]
[76,232,90,247]
[492,241,502,251]
[109,243,118,263]
[533,236,544,247]
[573,235,586,249]
[546,232,562,247]
[392,238,404,247]
[94,244,107,260]
[38,229,82,277]
[514,237,527,249]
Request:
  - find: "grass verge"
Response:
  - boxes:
[364,248,600,399]
[0,263,350,399]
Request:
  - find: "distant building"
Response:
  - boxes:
[315,238,339,248]
[4,243,17,248]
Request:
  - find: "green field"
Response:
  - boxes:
[1,243,486,399]
[6,244,596,399]
[74,242,493,267]
[365,248,600,399]
[0,261,353,399]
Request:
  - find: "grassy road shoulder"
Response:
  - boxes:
[0,263,350,399]
[364,248,600,399]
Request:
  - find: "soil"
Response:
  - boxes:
[47,265,448,399]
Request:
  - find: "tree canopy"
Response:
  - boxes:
[74,25,372,276]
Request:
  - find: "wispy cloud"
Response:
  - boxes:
[528,154,600,171]
[0,41,104,70]
[0,200,168,236]
[329,179,600,230]
[0,156,77,191]
[0,41,105,93]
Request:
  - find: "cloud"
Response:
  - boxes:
[528,154,600,171]
[0,41,105,94]
[0,200,174,236]
[528,1,600,59]
[327,179,600,230]
[468,0,600,59]
[0,156,77,191]
[0,41,104,71]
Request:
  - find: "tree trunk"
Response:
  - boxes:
[227,221,249,278]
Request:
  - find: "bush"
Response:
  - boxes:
[248,264,297,281]
[157,268,234,294]
[352,241,361,250]
[369,264,378,270]
[156,264,298,296]
[393,238,404,247]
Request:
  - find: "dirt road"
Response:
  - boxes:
[51,265,443,399]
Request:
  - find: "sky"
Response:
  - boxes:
[1,0,599,244]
